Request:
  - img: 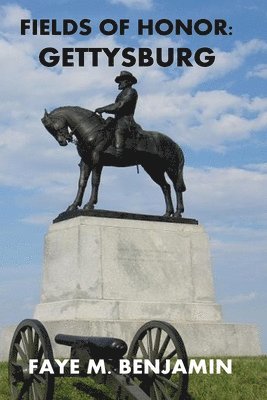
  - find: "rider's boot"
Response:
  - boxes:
[115,130,125,158]
[116,145,124,158]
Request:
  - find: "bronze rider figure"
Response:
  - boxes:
[95,71,138,156]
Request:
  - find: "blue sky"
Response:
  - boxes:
[0,0,267,353]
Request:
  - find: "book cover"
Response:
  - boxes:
[0,1,266,399]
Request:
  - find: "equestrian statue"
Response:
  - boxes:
[41,71,186,218]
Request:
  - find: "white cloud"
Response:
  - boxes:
[110,0,153,10]
[0,4,30,30]
[186,165,267,222]
[174,40,267,90]
[248,64,267,79]
[246,163,267,173]
[138,89,267,151]
[209,229,267,263]
[20,214,56,225]
[0,264,40,327]
[207,224,267,242]
[221,292,257,304]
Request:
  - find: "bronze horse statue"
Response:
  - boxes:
[41,106,186,217]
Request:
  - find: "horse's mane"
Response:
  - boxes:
[50,106,94,119]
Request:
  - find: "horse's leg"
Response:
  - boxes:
[143,165,174,217]
[83,146,106,210]
[167,169,185,218]
[66,160,91,211]
[174,190,184,218]
[83,165,103,210]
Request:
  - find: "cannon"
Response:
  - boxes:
[8,319,189,400]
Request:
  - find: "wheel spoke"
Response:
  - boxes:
[27,328,34,359]
[21,331,30,357]
[29,386,34,400]
[24,390,30,400]
[138,340,149,359]
[32,332,39,358]
[153,328,162,359]
[15,343,28,364]
[32,381,37,400]
[158,335,170,360]
[11,382,21,397]
[147,329,153,361]
[153,382,162,400]
[161,349,177,366]
[150,384,157,400]
[33,374,46,385]
[33,379,45,399]
[35,382,45,400]
[156,375,180,390]
[17,381,30,400]
[37,346,44,363]
[155,380,172,400]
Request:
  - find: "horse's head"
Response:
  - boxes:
[41,109,72,146]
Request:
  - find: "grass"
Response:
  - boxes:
[186,356,267,400]
[0,363,9,400]
[1,357,267,400]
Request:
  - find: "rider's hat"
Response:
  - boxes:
[115,71,137,84]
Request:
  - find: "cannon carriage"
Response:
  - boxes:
[8,319,189,400]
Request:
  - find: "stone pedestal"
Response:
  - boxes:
[0,213,261,359]
[35,214,221,323]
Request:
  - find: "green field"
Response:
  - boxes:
[1,357,267,400]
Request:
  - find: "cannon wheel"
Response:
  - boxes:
[127,320,188,400]
[8,319,55,400]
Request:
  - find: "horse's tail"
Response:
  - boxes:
[173,143,186,192]
[156,133,186,192]
[137,130,186,191]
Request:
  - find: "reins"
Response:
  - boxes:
[57,111,141,174]
[66,112,102,145]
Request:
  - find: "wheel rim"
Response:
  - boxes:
[127,321,188,400]
[8,319,55,400]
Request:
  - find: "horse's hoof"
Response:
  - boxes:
[163,212,173,218]
[173,212,182,218]
[66,204,79,212]
[83,204,94,210]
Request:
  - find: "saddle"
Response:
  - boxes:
[104,117,156,153]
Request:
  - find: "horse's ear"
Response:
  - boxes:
[41,109,49,124]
